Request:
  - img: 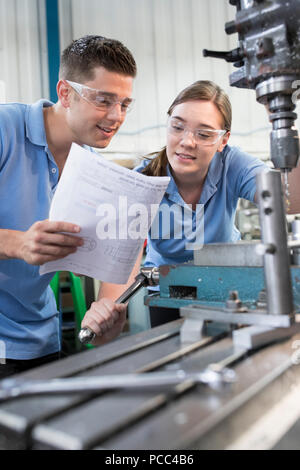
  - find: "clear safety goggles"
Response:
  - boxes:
[66,80,135,114]
[168,117,227,146]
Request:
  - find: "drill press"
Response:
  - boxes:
[203,0,300,205]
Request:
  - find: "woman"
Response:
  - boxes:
[82,80,267,339]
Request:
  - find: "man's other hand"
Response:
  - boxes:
[18,220,83,265]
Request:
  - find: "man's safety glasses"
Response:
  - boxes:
[66,80,135,114]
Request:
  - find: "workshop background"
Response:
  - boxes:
[2,0,299,159]
[1,1,300,451]
[2,0,300,318]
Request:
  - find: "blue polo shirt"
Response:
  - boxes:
[134,145,267,267]
[0,100,61,359]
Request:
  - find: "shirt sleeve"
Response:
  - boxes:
[0,104,21,171]
[226,147,269,203]
[133,157,153,173]
[0,112,4,169]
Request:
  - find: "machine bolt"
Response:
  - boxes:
[256,289,267,309]
[229,291,238,300]
[225,291,245,312]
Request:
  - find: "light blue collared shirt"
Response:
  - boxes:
[134,145,267,267]
[0,100,61,359]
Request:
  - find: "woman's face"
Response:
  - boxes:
[166,100,230,181]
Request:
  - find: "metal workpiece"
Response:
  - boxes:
[193,241,263,267]
[78,267,159,345]
[257,170,294,316]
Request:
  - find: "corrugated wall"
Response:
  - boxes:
[1,0,299,157]
[0,0,48,103]
[58,0,273,157]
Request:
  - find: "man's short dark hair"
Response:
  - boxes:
[59,35,137,82]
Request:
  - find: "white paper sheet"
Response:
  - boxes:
[40,143,170,284]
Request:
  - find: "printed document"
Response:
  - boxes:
[40,143,169,284]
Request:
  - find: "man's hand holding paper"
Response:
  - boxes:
[40,144,170,284]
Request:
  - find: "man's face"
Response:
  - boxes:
[65,66,134,148]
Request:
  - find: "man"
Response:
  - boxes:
[0,35,136,377]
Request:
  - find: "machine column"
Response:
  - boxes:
[257,170,294,316]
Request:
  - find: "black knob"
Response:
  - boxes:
[202,48,243,63]
[225,20,237,35]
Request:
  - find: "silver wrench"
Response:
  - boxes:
[0,365,236,401]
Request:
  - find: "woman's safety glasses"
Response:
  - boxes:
[168,117,227,146]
